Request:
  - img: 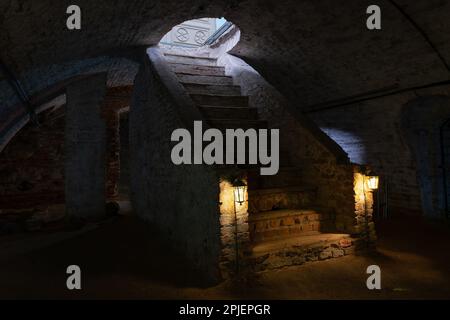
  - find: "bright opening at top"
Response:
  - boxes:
[159,17,231,48]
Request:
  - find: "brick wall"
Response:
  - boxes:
[0,87,131,213]
[0,108,65,211]
[101,86,133,201]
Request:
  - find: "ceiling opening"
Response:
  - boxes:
[158,17,240,58]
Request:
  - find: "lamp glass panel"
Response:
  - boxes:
[234,186,246,204]
[367,176,379,190]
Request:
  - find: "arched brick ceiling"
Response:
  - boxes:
[0,0,449,120]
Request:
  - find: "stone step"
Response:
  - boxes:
[199,106,258,120]
[183,83,241,96]
[178,74,234,86]
[248,186,317,213]
[248,232,355,272]
[203,119,269,166]
[248,209,335,243]
[247,166,303,189]
[208,119,268,130]
[170,63,226,76]
[164,53,217,66]
[191,94,248,108]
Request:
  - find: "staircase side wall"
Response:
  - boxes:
[129,50,222,284]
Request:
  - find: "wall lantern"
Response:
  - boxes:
[231,178,247,274]
[367,176,379,190]
[233,179,247,206]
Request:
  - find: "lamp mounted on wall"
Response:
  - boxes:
[367,175,379,190]
[233,179,247,206]
[365,170,381,221]
[360,166,382,223]
[361,165,379,191]
[231,178,247,274]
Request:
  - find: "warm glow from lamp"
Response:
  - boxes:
[367,176,379,190]
[234,185,246,205]
[219,179,248,216]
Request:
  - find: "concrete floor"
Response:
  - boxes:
[1,215,450,299]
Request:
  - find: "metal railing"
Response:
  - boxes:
[204,21,233,46]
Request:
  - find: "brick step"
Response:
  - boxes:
[248,233,356,272]
[199,106,258,120]
[170,63,226,76]
[248,209,335,243]
[208,119,268,130]
[164,53,217,66]
[191,94,248,107]
[248,186,317,213]
[247,166,303,189]
[178,74,234,86]
[183,83,241,96]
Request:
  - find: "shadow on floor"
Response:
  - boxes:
[1,214,450,299]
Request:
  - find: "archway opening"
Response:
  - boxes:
[158,17,240,59]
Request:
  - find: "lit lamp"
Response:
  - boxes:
[367,176,379,190]
[231,178,247,275]
[233,180,247,206]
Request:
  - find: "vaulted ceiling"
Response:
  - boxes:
[1,0,449,130]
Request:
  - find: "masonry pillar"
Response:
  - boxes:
[65,73,107,220]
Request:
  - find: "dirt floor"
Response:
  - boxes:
[1,214,450,300]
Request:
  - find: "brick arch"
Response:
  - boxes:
[0,56,140,153]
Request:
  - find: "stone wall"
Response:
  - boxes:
[222,54,357,234]
[353,166,377,245]
[218,177,250,279]
[309,86,450,218]
[131,50,221,284]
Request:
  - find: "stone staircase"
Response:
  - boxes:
[165,53,265,130]
[164,52,354,271]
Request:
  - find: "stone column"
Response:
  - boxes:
[65,73,107,220]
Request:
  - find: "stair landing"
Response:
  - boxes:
[248,232,357,272]
[251,232,351,255]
